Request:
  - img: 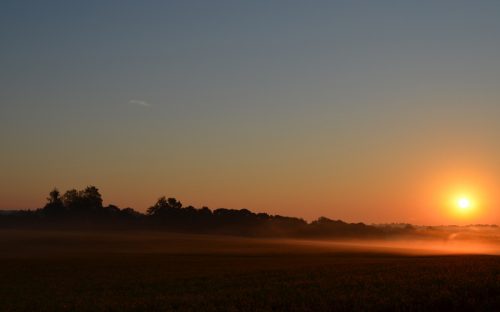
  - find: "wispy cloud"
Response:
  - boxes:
[129,99,151,107]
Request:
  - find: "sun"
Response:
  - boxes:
[436,179,489,222]
[457,197,471,210]
[455,196,474,214]
[442,188,484,221]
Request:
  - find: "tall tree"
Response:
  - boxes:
[43,188,65,215]
[80,186,103,211]
[62,189,81,212]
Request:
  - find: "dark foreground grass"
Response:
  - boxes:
[0,230,498,311]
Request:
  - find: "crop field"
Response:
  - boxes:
[0,230,499,311]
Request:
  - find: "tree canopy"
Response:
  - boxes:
[30,186,388,238]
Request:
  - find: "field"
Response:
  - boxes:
[0,230,499,311]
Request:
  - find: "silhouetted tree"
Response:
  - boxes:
[147,197,182,216]
[59,186,103,215]
[168,197,182,209]
[147,196,168,216]
[62,189,81,211]
[104,204,120,214]
[80,186,103,212]
[120,207,142,218]
[47,188,62,204]
[5,186,392,238]
[43,188,65,216]
[308,217,382,237]
[199,206,212,217]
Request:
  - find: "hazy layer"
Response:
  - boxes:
[2,227,499,259]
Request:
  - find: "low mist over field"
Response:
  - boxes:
[0,230,499,311]
[1,226,500,259]
[370,224,500,254]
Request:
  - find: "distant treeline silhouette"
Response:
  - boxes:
[0,186,403,238]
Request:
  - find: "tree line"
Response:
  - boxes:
[0,186,389,238]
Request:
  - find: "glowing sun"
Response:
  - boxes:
[457,197,471,210]
[455,196,474,214]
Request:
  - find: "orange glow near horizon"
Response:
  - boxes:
[443,186,485,223]
[420,165,498,225]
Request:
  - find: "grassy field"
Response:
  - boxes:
[0,230,498,311]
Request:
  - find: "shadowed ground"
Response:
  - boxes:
[0,230,498,311]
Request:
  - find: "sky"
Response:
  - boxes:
[1,0,500,224]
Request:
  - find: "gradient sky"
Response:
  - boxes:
[1,0,500,224]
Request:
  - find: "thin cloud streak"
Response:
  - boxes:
[129,99,151,107]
